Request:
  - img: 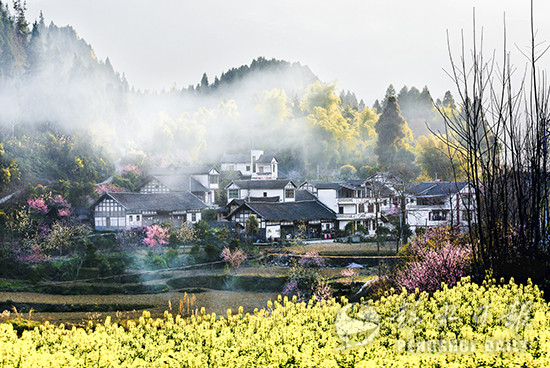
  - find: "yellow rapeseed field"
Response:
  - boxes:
[1,277,549,367]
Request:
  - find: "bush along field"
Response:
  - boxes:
[0,276,549,367]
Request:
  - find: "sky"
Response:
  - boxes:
[25,0,550,105]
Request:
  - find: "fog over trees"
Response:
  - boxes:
[0,2,462,200]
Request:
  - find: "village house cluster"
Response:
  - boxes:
[92,149,476,240]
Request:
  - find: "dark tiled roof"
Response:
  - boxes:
[249,196,280,202]
[227,199,246,207]
[346,179,367,186]
[256,153,277,163]
[235,200,336,221]
[220,153,250,164]
[295,190,316,201]
[150,175,209,193]
[149,166,218,176]
[227,179,296,190]
[410,181,468,196]
[98,192,207,212]
[175,166,218,175]
[307,181,343,190]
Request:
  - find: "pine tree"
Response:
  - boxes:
[374,96,409,169]
[200,72,209,90]
[442,90,456,109]
[373,99,382,113]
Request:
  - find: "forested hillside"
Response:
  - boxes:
[0,1,463,203]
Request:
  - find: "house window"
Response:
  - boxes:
[192,213,197,222]
[339,206,344,214]
[368,204,374,213]
[259,166,264,173]
[263,192,267,197]
[136,215,140,221]
[358,204,365,213]
[383,199,387,206]
[285,189,294,199]
[429,211,448,221]
[129,215,133,222]
[228,189,239,199]
[209,175,218,185]
[246,165,250,171]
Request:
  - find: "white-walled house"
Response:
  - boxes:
[225,194,336,240]
[406,181,476,232]
[92,192,206,231]
[225,179,297,204]
[141,166,219,206]
[220,150,278,179]
[300,177,398,235]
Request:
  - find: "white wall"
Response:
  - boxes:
[247,188,284,199]
[266,224,280,239]
[317,189,338,212]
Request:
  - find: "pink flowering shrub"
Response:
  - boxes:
[143,225,169,247]
[298,251,326,268]
[94,183,127,195]
[27,197,48,213]
[50,195,71,217]
[395,226,472,293]
[50,195,70,208]
[14,245,47,264]
[283,251,329,301]
[122,164,141,176]
[282,279,304,300]
[340,267,359,286]
[313,279,332,302]
[221,247,247,271]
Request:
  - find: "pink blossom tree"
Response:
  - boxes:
[395,226,472,293]
[143,225,169,247]
[221,247,247,272]
[27,197,48,213]
[50,195,71,217]
[340,267,359,286]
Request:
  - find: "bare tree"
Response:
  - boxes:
[436,2,550,280]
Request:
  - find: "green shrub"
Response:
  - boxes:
[150,256,167,270]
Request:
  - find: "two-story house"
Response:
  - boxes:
[300,175,399,235]
[141,165,219,206]
[92,192,206,231]
[225,190,336,240]
[225,179,297,204]
[406,181,475,232]
[220,150,278,179]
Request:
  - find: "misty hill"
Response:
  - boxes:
[0,5,461,201]
[185,57,319,98]
[0,4,128,133]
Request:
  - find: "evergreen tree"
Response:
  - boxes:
[382,84,396,109]
[12,0,28,70]
[373,99,382,113]
[200,72,209,90]
[442,90,456,109]
[374,96,415,176]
